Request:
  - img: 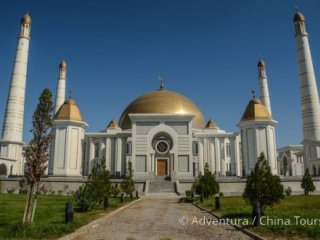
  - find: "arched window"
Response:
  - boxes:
[283,157,288,176]
[0,164,7,176]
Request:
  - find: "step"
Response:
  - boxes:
[148,181,175,193]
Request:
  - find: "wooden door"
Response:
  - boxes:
[157,159,167,176]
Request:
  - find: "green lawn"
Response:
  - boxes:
[0,194,136,239]
[198,195,320,239]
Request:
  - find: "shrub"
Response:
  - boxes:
[185,190,192,197]
[121,162,135,197]
[63,184,69,194]
[74,184,97,212]
[37,183,48,195]
[301,169,316,195]
[74,162,111,212]
[0,178,3,194]
[192,163,219,199]
[243,152,284,213]
[285,186,292,196]
[111,183,121,197]
[7,187,15,194]
[19,179,28,194]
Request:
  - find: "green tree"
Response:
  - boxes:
[111,183,121,197]
[192,163,219,198]
[74,162,111,212]
[301,168,316,195]
[23,89,54,224]
[243,152,284,213]
[121,162,135,197]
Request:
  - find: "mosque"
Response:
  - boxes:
[0,11,318,184]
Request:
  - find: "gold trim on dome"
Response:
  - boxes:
[54,99,85,122]
[241,98,272,121]
[119,89,205,129]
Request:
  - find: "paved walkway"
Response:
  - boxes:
[61,197,251,240]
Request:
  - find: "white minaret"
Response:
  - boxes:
[238,96,278,175]
[0,13,31,175]
[54,60,67,114]
[258,59,272,115]
[49,98,88,176]
[294,11,320,175]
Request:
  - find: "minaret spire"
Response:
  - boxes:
[54,60,67,113]
[0,13,32,174]
[294,11,320,173]
[257,59,272,114]
[294,12,320,141]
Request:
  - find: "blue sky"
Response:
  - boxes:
[0,0,319,147]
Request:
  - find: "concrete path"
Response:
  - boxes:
[61,198,251,240]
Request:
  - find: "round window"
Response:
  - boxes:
[156,141,169,154]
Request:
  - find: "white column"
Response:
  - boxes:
[147,153,151,172]
[221,139,226,176]
[258,59,272,115]
[116,138,122,175]
[209,140,215,172]
[214,138,220,175]
[1,15,31,143]
[151,153,154,174]
[89,140,95,172]
[198,139,204,174]
[54,60,67,114]
[105,138,111,171]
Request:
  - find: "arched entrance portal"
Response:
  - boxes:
[152,132,173,177]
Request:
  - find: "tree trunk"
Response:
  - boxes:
[23,183,34,224]
[31,182,40,222]
[31,197,37,222]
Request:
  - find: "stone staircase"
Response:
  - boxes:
[148,180,176,193]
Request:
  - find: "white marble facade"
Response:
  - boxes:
[84,114,242,180]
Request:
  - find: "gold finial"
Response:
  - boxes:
[251,90,256,99]
[258,58,266,68]
[21,12,32,25]
[59,59,67,69]
[158,76,164,90]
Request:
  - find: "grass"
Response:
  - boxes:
[0,194,136,239]
[197,195,320,239]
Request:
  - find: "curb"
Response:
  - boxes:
[60,198,142,240]
[193,203,264,240]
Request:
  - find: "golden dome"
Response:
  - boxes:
[21,13,32,25]
[54,99,85,122]
[107,119,120,129]
[59,60,67,69]
[205,119,218,129]
[241,98,272,121]
[119,89,205,129]
[294,11,305,23]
